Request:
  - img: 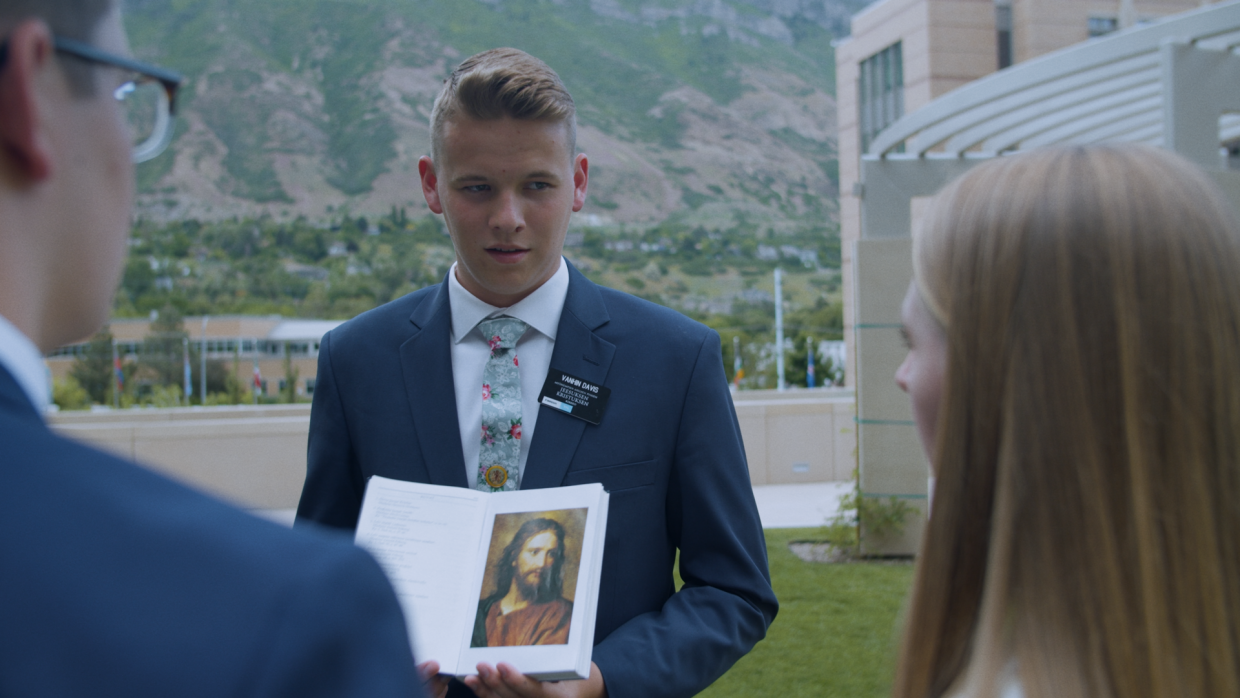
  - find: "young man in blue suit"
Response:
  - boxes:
[296,48,778,698]
[0,2,423,695]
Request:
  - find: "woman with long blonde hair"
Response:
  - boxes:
[893,145,1240,698]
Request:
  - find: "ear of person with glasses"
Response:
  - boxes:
[0,2,426,696]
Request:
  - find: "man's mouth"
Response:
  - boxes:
[486,246,528,263]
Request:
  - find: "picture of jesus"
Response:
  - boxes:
[471,510,585,647]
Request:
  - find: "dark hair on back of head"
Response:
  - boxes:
[0,0,116,95]
[430,47,576,164]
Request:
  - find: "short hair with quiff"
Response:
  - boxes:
[429,47,576,164]
[0,0,115,95]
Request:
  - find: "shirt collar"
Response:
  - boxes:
[448,257,569,343]
[0,314,50,413]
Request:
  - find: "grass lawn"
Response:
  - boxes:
[694,528,915,698]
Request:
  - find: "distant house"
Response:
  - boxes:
[46,315,346,398]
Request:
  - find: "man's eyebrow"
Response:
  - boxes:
[449,174,489,185]
[525,170,562,181]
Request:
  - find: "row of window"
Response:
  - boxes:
[859,12,1129,154]
[858,41,904,154]
[47,339,322,359]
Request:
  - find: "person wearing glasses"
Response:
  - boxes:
[0,2,425,696]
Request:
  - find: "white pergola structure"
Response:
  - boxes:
[854,0,1240,554]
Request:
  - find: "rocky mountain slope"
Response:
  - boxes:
[125,0,869,237]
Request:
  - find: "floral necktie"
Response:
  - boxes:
[476,316,527,492]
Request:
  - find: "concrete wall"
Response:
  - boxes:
[50,405,315,510]
[853,238,929,555]
[836,0,997,392]
[732,389,856,485]
[49,391,856,511]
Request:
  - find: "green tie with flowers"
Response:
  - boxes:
[476,316,527,492]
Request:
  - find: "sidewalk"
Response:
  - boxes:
[255,481,853,530]
[752,481,852,529]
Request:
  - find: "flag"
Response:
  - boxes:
[113,356,124,388]
[183,347,193,398]
[806,337,816,388]
[733,338,743,388]
[253,364,262,391]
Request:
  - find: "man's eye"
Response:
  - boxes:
[463,184,490,193]
[528,182,552,191]
[899,327,912,349]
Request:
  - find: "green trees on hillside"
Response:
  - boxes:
[116,213,445,318]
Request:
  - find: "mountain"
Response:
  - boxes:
[124,0,869,238]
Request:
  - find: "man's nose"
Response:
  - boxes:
[490,190,525,234]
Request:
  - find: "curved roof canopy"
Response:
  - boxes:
[866,0,1240,160]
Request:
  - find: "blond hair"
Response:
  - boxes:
[429,47,576,164]
[895,145,1240,698]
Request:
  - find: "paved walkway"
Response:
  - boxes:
[752,481,852,529]
[255,481,853,530]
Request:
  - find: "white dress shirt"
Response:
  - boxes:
[0,314,50,413]
[448,258,570,488]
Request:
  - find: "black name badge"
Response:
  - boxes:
[538,370,611,425]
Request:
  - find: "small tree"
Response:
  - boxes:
[69,327,117,404]
[282,344,299,404]
[52,375,91,410]
[141,305,189,390]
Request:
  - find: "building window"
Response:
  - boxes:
[1088,16,1119,37]
[859,42,904,154]
[305,378,317,395]
[996,2,1012,69]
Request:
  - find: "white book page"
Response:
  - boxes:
[458,484,607,680]
[354,477,487,672]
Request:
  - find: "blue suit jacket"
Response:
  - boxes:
[297,264,778,698]
[0,366,422,697]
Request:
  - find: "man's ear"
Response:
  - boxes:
[0,20,56,181]
[571,153,589,213]
[419,156,444,215]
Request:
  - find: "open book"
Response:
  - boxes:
[354,477,609,680]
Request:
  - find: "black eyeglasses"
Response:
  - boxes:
[0,36,183,163]
[54,37,183,163]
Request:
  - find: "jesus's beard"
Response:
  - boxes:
[515,565,558,603]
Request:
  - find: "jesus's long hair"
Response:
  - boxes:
[494,518,566,603]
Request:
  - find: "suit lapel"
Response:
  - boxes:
[522,265,615,490]
[399,278,469,488]
[0,364,41,425]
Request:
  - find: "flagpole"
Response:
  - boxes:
[200,316,208,405]
[112,338,120,409]
[775,267,785,391]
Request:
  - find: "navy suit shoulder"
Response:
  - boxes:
[0,371,420,698]
[325,282,441,354]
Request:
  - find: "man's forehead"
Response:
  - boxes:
[439,116,573,166]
